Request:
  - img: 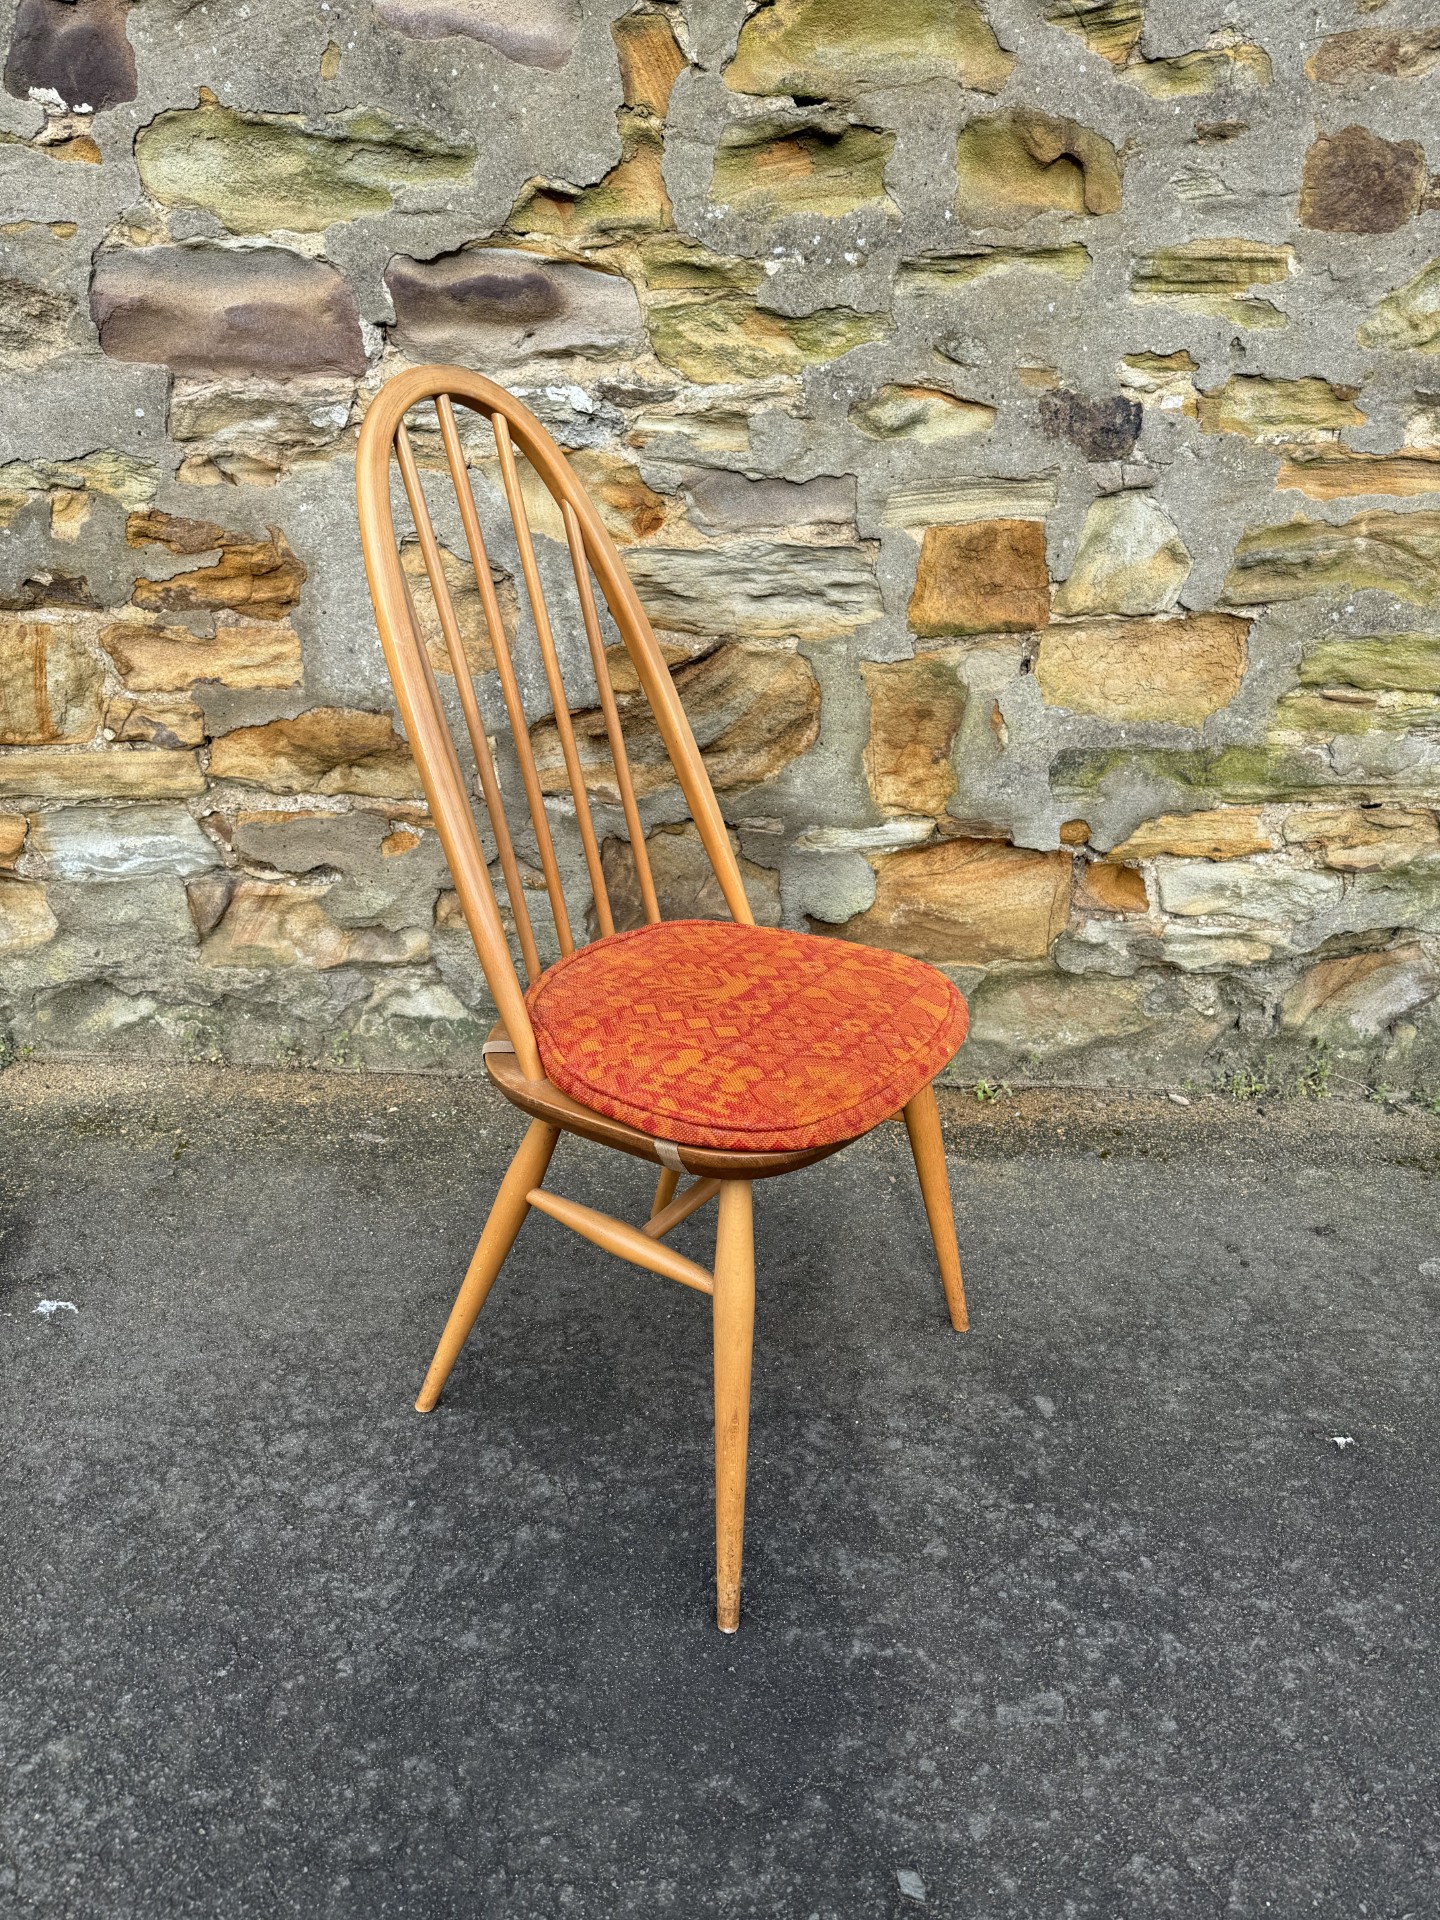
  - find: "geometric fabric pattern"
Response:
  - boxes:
[526,919,969,1154]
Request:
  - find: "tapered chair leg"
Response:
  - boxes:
[650,1166,681,1219]
[903,1082,968,1332]
[711,1179,755,1633]
[415,1119,560,1412]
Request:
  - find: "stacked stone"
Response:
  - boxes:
[1,0,1438,1088]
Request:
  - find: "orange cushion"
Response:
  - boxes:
[525,919,968,1154]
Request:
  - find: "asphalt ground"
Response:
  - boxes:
[2,1063,1437,1918]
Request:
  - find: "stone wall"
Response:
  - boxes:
[2,0,1439,1091]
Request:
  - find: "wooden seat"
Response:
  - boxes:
[356,365,969,1632]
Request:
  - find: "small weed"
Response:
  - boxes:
[973,1079,1013,1103]
[326,1033,357,1071]
[1223,1066,1270,1102]
[1295,1042,1333,1101]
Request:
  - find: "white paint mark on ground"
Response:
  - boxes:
[1330,1435,1355,1449]
[34,1300,78,1319]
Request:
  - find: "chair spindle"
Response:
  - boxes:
[492,415,615,942]
[395,418,542,982]
[560,499,662,927]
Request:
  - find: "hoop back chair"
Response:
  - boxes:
[356,365,970,1631]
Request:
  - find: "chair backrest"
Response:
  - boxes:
[356,365,754,1080]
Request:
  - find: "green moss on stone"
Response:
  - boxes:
[1300,633,1440,693]
[1357,257,1440,353]
[725,0,1014,100]
[710,120,895,220]
[1224,511,1440,607]
[1052,744,1337,802]
[136,101,474,234]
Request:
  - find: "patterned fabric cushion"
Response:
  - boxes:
[525,919,968,1154]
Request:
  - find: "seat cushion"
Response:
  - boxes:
[525,919,968,1154]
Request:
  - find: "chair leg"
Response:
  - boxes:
[712,1179,755,1633]
[415,1119,560,1412]
[651,1166,681,1219]
[903,1082,969,1332]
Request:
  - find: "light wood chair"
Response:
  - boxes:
[356,366,969,1631]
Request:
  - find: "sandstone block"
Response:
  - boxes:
[1299,633,1440,694]
[850,385,995,442]
[1075,860,1148,914]
[724,0,1014,99]
[0,449,158,511]
[0,814,26,865]
[169,377,356,486]
[104,692,206,749]
[1044,0,1143,66]
[1281,944,1436,1038]
[1054,743,1336,806]
[908,521,1049,637]
[860,656,966,816]
[1276,448,1440,500]
[1266,688,1425,739]
[373,0,581,69]
[91,246,367,378]
[0,748,205,801]
[1119,44,1271,98]
[1307,28,1440,85]
[531,643,819,800]
[1052,493,1192,617]
[0,276,81,372]
[625,540,881,638]
[208,709,423,799]
[136,100,475,235]
[1281,807,1439,871]
[28,804,217,878]
[597,822,780,934]
[968,967,1150,1056]
[1224,512,1440,607]
[1036,613,1247,725]
[1130,239,1295,329]
[953,110,1122,225]
[570,453,670,545]
[900,246,1092,291]
[1196,375,1365,445]
[3,0,135,112]
[882,477,1057,530]
[1300,126,1426,235]
[1155,857,1342,921]
[836,837,1073,963]
[100,619,303,691]
[1120,350,1199,417]
[127,512,306,622]
[613,10,686,116]
[711,120,894,220]
[681,471,856,535]
[1357,258,1440,354]
[198,878,429,970]
[0,616,102,744]
[505,119,672,247]
[386,247,644,365]
[0,878,57,956]
[1108,808,1276,861]
[645,289,887,384]
[1160,926,1278,972]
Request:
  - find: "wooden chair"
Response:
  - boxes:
[356,366,970,1631]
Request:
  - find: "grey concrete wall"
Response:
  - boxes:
[1,0,1438,1092]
